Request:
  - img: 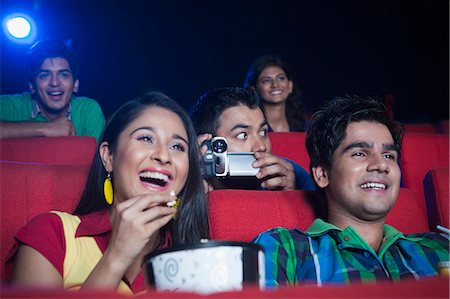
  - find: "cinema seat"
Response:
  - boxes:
[423,167,449,231]
[269,132,310,172]
[0,161,89,281]
[208,188,428,243]
[0,136,96,165]
[0,277,448,298]
[403,123,437,134]
[400,133,449,213]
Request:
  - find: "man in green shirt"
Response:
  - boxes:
[0,38,105,141]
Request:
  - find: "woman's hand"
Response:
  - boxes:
[106,193,177,268]
[82,193,177,289]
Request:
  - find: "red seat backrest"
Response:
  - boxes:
[0,161,89,281]
[400,133,449,212]
[423,167,449,230]
[386,188,430,234]
[0,136,96,165]
[208,190,324,242]
[208,188,428,243]
[269,132,310,172]
[403,123,437,134]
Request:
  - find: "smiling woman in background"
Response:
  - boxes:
[9,92,210,294]
[244,55,307,132]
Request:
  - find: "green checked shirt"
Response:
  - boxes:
[253,218,449,288]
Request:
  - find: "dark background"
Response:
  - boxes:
[1,0,448,122]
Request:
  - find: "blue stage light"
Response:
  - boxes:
[7,17,31,38]
[3,13,37,44]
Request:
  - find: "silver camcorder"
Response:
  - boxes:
[202,137,258,177]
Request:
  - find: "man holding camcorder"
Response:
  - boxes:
[190,87,315,191]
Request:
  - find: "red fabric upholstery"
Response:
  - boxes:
[0,136,96,165]
[403,123,437,134]
[208,188,428,243]
[1,277,448,298]
[208,190,324,242]
[268,132,310,172]
[423,167,449,230]
[0,161,89,281]
[386,188,430,233]
[400,133,449,213]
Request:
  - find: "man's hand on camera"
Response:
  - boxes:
[197,133,213,156]
[197,133,214,193]
[253,152,297,190]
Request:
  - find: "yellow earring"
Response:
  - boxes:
[104,172,113,205]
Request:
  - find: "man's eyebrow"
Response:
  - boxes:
[342,142,373,153]
[37,68,72,73]
[383,143,396,151]
[259,120,269,129]
[230,123,250,131]
[342,141,397,153]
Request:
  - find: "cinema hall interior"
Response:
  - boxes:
[0,0,449,298]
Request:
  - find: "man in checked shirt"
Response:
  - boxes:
[253,95,449,287]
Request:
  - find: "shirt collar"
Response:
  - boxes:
[306,218,423,256]
[75,209,112,237]
[31,98,72,120]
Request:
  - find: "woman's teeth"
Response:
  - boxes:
[139,171,170,186]
[139,171,169,182]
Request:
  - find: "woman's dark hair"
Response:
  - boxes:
[74,91,210,244]
[306,95,404,176]
[244,55,305,132]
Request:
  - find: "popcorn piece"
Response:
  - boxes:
[167,199,178,207]
[167,190,179,207]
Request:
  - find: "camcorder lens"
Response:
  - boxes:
[212,139,227,153]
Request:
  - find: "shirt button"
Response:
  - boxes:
[344,235,350,241]
[363,251,370,258]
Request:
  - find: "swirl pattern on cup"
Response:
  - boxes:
[163,258,179,283]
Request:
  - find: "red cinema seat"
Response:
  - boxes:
[423,167,449,230]
[208,188,428,243]
[403,123,437,134]
[0,161,89,282]
[0,136,96,165]
[208,190,324,242]
[400,133,449,212]
[386,188,430,234]
[269,132,310,172]
[0,277,448,299]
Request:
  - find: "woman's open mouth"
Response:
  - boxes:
[139,171,171,188]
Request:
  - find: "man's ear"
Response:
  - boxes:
[312,165,329,188]
[28,82,35,94]
[99,142,113,172]
[73,79,79,93]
